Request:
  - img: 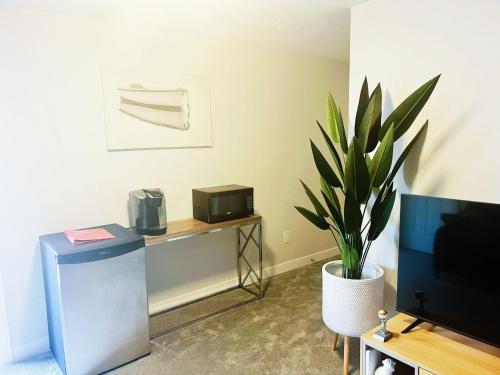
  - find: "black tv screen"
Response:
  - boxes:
[397,194,500,347]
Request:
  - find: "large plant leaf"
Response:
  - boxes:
[368,188,396,240]
[320,177,341,214]
[294,206,330,230]
[365,86,383,153]
[345,138,370,203]
[385,121,428,186]
[316,120,344,178]
[379,75,440,141]
[358,84,382,153]
[336,108,348,154]
[310,140,343,188]
[369,124,394,187]
[326,93,348,154]
[341,242,360,270]
[365,154,372,169]
[326,92,340,142]
[321,191,345,237]
[354,77,369,137]
[300,180,329,217]
[344,190,362,234]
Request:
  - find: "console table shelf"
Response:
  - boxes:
[142,215,263,338]
[143,215,262,245]
[361,313,500,375]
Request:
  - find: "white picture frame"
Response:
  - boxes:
[101,66,212,150]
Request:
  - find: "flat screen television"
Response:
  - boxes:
[397,194,500,347]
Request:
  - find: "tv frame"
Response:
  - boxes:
[396,193,500,348]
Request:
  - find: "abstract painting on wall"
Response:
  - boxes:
[101,66,212,150]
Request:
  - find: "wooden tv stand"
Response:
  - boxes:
[360,313,500,375]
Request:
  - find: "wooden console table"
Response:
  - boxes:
[142,215,263,338]
[360,313,500,375]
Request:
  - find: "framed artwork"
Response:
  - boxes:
[101,66,212,150]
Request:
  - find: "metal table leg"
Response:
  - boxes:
[258,222,263,297]
[236,222,263,299]
[151,220,264,339]
[236,226,242,287]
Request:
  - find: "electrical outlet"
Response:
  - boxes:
[283,230,290,243]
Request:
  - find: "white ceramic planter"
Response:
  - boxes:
[322,260,384,337]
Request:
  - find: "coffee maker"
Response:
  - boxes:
[129,188,167,235]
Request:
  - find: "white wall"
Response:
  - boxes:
[349,0,500,309]
[0,6,348,361]
[0,269,12,364]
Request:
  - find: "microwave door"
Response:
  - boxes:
[210,194,245,221]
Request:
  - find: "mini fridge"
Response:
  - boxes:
[40,224,150,375]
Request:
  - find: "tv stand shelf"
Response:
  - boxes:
[361,313,500,375]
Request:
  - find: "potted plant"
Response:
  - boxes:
[295,75,440,371]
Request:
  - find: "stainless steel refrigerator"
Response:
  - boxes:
[40,224,150,375]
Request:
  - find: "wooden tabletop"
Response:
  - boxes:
[143,215,262,246]
[362,313,500,375]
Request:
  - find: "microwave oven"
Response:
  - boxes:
[192,185,254,223]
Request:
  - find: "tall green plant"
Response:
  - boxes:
[295,76,440,279]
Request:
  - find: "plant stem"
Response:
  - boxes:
[329,223,340,235]
[361,220,371,233]
[361,202,368,222]
[359,240,373,274]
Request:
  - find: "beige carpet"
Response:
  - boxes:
[115,257,360,375]
[0,258,359,375]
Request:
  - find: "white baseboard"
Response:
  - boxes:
[149,278,240,315]
[262,246,339,279]
[149,246,339,315]
[11,336,49,363]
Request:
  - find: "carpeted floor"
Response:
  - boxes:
[0,258,359,375]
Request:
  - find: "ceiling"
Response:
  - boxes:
[4,0,370,61]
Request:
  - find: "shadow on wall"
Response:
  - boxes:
[383,268,397,309]
[378,89,481,310]
[380,87,482,198]
[382,76,482,194]
[403,102,482,189]
[21,244,49,361]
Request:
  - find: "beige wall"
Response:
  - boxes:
[0,6,349,361]
[349,0,500,309]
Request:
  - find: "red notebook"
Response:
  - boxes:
[64,228,115,244]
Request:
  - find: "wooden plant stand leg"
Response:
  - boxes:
[332,332,339,351]
[343,336,350,375]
